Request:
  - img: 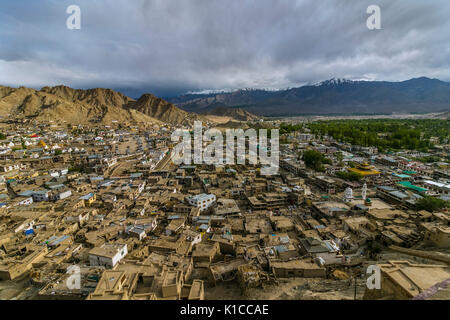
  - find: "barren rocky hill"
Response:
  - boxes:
[201,105,260,121]
[129,93,201,125]
[41,85,133,109]
[0,85,202,126]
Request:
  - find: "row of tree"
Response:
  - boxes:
[301,149,331,172]
[306,119,449,152]
[416,196,450,212]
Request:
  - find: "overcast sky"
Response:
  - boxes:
[1,0,450,97]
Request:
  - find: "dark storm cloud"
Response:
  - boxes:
[0,0,449,97]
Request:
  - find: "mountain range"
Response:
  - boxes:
[168,77,450,116]
[2,77,449,126]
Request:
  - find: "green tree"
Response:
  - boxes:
[336,171,363,181]
[302,149,327,172]
[335,151,344,163]
[416,196,450,212]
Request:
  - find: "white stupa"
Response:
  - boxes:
[344,187,353,202]
[362,183,367,200]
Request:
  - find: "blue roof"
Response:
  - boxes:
[44,235,69,246]
[130,173,143,178]
[393,174,410,179]
[33,190,49,195]
[390,190,408,199]
[18,190,35,196]
[99,180,113,186]
[49,184,65,189]
[378,185,396,192]
[275,245,288,253]
[80,192,94,200]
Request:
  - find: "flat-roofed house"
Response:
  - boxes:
[89,243,128,268]
[187,194,216,212]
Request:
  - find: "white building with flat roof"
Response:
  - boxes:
[89,243,128,268]
[422,180,450,196]
[187,193,216,212]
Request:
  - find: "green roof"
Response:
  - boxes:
[398,181,427,193]
[394,174,410,179]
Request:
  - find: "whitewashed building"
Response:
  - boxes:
[89,243,128,269]
[187,193,216,212]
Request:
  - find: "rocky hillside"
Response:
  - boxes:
[129,94,200,125]
[201,105,260,121]
[0,85,201,126]
[169,89,274,112]
[41,85,133,110]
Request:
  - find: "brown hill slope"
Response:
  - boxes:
[202,106,260,121]
[0,85,163,126]
[41,85,133,110]
[127,93,200,125]
[0,84,212,126]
